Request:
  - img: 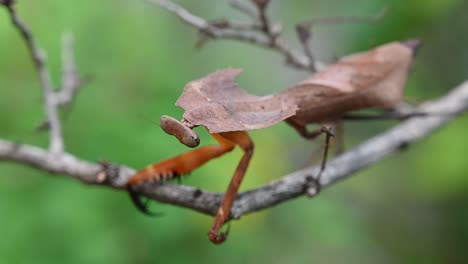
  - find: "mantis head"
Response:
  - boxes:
[160,115,200,148]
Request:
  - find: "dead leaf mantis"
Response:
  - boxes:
[127,40,420,244]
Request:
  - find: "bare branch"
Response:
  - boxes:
[252,0,273,38]
[209,19,261,31]
[5,4,64,154]
[147,0,212,31]
[57,33,82,106]
[296,9,388,71]
[1,80,467,218]
[299,8,388,30]
[0,139,103,184]
[4,4,83,154]
[146,0,323,71]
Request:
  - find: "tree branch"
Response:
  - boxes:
[146,0,324,71]
[1,80,467,218]
[3,3,83,154]
[57,33,82,106]
[296,8,387,72]
[5,3,64,154]
[2,0,468,224]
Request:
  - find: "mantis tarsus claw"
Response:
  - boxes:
[208,226,230,244]
[127,185,164,217]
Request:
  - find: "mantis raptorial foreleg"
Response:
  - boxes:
[127,130,253,244]
[127,130,236,215]
[128,132,235,186]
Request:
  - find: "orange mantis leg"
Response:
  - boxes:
[127,131,236,215]
[127,133,237,185]
[126,130,253,244]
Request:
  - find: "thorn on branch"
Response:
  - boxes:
[195,33,210,49]
[35,120,50,132]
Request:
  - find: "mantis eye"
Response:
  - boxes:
[160,115,200,148]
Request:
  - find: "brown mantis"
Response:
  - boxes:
[127,40,420,244]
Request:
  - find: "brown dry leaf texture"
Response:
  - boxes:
[176,41,415,133]
[285,41,416,125]
[176,68,298,133]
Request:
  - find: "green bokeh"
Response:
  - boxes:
[1,0,468,263]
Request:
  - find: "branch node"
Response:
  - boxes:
[270,22,282,38]
[304,175,321,198]
[99,161,121,184]
[147,0,316,71]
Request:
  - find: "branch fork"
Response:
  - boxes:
[4,4,83,155]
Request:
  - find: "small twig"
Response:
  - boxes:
[146,0,213,33]
[5,4,64,154]
[296,9,388,71]
[209,19,261,31]
[252,0,272,37]
[57,33,82,106]
[147,0,322,71]
[4,3,83,154]
[299,8,388,29]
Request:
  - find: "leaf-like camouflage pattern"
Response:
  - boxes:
[176,68,298,133]
[176,41,416,133]
[284,41,415,125]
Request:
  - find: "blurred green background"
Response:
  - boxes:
[1,0,468,263]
